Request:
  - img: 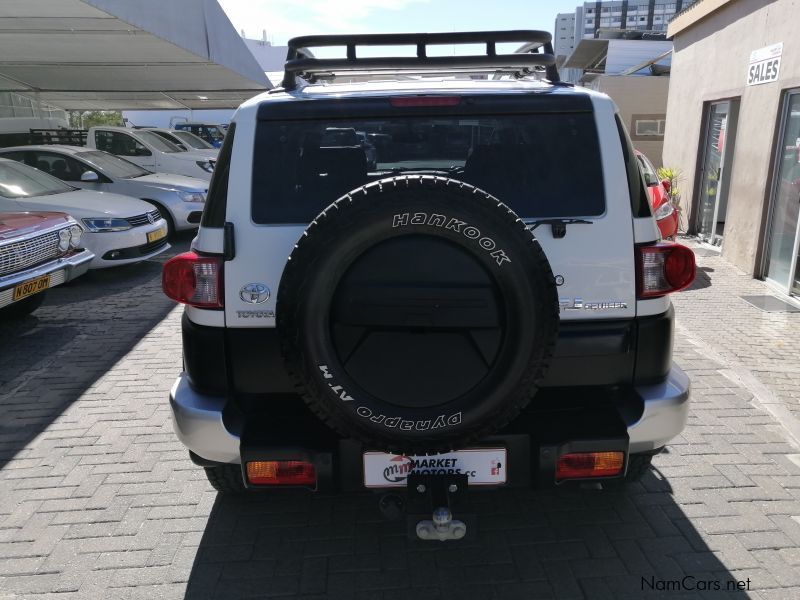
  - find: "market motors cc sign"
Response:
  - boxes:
[747,42,782,86]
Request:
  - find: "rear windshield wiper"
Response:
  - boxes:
[523,218,593,239]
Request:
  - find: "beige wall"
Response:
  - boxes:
[590,75,670,166]
[662,0,800,275]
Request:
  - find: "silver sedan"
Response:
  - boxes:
[0,145,208,237]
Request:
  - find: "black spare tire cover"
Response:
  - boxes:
[277,175,559,453]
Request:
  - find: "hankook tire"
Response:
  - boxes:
[277,175,559,453]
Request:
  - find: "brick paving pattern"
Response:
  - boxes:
[1,235,799,599]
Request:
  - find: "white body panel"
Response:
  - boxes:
[219,87,642,328]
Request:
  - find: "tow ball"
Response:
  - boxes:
[406,473,471,541]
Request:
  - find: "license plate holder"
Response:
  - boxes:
[363,447,507,488]
[147,227,166,243]
[13,274,51,301]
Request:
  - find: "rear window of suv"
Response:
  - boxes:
[252,112,605,224]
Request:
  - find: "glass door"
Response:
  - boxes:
[697,101,738,246]
[765,91,800,295]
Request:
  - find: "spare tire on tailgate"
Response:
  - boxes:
[277,175,559,453]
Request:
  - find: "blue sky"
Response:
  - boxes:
[217,0,581,48]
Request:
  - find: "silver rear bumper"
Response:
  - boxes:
[628,364,690,453]
[169,364,690,465]
[169,374,239,464]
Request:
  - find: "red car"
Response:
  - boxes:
[636,150,678,240]
[0,212,93,318]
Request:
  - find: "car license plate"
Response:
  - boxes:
[13,274,51,301]
[363,448,507,488]
[147,226,167,243]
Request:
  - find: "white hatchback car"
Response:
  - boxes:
[0,158,169,268]
[0,145,208,236]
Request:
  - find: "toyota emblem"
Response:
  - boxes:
[239,283,270,304]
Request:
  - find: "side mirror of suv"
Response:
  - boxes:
[80,171,100,182]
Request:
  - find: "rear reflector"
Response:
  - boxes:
[636,243,696,299]
[556,451,625,480]
[162,251,223,308]
[390,96,461,107]
[246,461,317,486]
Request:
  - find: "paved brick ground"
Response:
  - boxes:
[1,235,800,599]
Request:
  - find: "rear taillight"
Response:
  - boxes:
[246,461,317,486]
[556,452,625,481]
[162,251,223,308]
[636,243,696,299]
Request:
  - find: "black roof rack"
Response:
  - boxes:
[281,30,558,90]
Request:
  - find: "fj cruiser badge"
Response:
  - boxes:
[239,283,270,304]
[559,298,628,311]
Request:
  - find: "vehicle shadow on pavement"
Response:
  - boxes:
[688,267,713,291]
[185,471,752,600]
[0,235,191,471]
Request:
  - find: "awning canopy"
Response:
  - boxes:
[0,0,271,110]
[562,39,610,70]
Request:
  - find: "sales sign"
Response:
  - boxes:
[747,42,782,86]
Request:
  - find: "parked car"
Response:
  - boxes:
[174,123,226,148]
[144,129,219,161]
[636,150,678,240]
[0,145,208,237]
[0,158,169,268]
[88,127,215,180]
[163,29,695,541]
[0,211,93,318]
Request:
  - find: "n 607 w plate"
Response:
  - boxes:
[363,448,507,488]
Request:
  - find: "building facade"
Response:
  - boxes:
[554,12,577,58]
[662,0,800,297]
[577,1,697,37]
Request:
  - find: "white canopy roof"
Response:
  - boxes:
[0,0,271,110]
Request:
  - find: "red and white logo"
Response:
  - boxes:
[383,455,414,483]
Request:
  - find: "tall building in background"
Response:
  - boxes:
[553,12,576,58]
[567,1,699,41]
[554,1,699,84]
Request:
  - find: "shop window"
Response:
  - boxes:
[765,90,800,294]
[634,119,666,137]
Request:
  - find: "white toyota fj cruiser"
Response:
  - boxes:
[162,31,695,541]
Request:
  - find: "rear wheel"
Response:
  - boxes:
[624,453,654,482]
[603,452,655,487]
[204,464,247,494]
[0,291,47,319]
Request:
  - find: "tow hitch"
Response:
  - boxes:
[407,473,472,541]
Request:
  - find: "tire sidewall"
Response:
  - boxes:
[278,177,558,450]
